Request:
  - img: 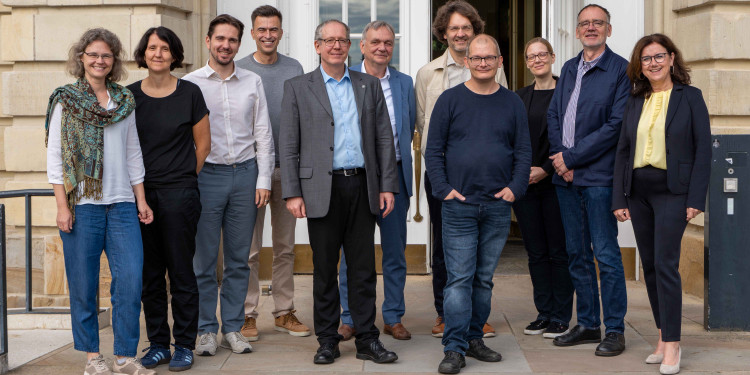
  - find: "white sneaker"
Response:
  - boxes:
[111,357,155,375]
[221,331,253,354]
[196,332,219,356]
[84,354,111,375]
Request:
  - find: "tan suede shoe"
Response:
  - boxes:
[241,316,259,341]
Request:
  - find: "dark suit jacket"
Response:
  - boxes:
[547,46,630,187]
[350,63,416,197]
[279,67,399,218]
[516,79,557,190]
[612,83,711,211]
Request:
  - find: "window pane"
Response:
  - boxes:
[376,0,399,32]
[320,0,341,24]
[348,0,370,34]
[347,37,363,67]
[390,39,400,71]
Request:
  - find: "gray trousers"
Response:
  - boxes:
[194,158,258,334]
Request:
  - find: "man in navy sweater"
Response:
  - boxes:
[425,34,531,374]
[546,4,630,357]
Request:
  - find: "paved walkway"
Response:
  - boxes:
[8,272,750,374]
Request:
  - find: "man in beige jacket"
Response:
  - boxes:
[415,0,507,339]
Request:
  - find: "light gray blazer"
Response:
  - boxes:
[279,68,398,218]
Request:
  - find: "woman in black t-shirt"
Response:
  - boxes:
[513,37,574,340]
[127,26,210,372]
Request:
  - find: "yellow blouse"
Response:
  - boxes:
[633,89,672,170]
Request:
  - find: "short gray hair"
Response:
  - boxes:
[315,19,350,41]
[467,34,502,57]
[67,28,127,82]
[361,20,395,42]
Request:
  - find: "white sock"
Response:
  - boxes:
[116,358,127,365]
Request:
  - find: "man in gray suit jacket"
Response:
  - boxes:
[279,19,399,365]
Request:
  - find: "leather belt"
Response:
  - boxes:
[332,168,364,176]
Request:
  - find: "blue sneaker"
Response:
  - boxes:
[170,344,194,372]
[140,344,171,369]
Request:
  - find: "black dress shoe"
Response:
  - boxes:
[356,340,398,363]
[552,325,601,347]
[438,351,466,374]
[595,332,626,357]
[465,338,502,362]
[313,343,340,364]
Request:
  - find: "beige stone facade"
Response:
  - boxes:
[0,0,216,307]
[645,0,750,297]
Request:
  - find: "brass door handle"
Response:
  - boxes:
[413,131,423,222]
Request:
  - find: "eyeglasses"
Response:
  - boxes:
[526,51,551,62]
[447,25,473,33]
[640,52,668,65]
[467,55,499,65]
[317,38,350,47]
[81,51,114,61]
[577,19,608,29]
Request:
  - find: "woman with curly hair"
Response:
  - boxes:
[45,28,155,375]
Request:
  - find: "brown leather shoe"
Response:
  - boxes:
[483,322,496,338]
[337,324,355,341]
[432,316,444,338]
[383,323,412,340]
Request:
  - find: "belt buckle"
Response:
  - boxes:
[344,168,356,176]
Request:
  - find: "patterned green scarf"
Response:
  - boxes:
[44,78,135,213]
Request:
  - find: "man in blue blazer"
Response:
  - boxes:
[546,4,630,356]
[339,20,416,341]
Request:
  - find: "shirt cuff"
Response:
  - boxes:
[256,176,272,191]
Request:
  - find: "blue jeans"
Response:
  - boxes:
[61,202,143,357]
[194,159,258,334]
[441,199,512,354]
[555,185,626,334]
[339,163,409,326]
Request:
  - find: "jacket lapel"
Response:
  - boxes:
[308,69,333,118]
[352,73,365,121]
[630,95,645,140]
[665,83,683,131]
[389,72,402,137]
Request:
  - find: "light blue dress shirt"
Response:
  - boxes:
[320,66,365,170]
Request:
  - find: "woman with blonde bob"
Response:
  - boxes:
[613,33,710,375]
[514,37,574,339]
[45,28,155,375]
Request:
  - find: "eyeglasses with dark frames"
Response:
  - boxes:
[467,55,499,65]
[526,51,551,62]
[577,19,608,29]
[640,52,668,65]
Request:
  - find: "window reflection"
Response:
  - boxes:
[349,0,370,34]
[319,0,341,23]
[376,0,400,31]
[347,37,362,67]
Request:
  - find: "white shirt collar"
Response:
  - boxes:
[202,61,240,80]
[361,63,391,80]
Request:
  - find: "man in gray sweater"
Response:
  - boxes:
[235,5,308,341]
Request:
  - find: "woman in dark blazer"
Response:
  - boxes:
[613,33,710,375]
[514,37,573,339]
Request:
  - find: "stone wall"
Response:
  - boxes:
[0,0,216,307]
[645,0,750,297]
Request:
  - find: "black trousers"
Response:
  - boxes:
[424,173,447,317]
[513,186,573,324]
[628,166,687,342]
[307,173,378,351]
[141,188,201,349]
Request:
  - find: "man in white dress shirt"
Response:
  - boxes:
[183,14,274,356]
